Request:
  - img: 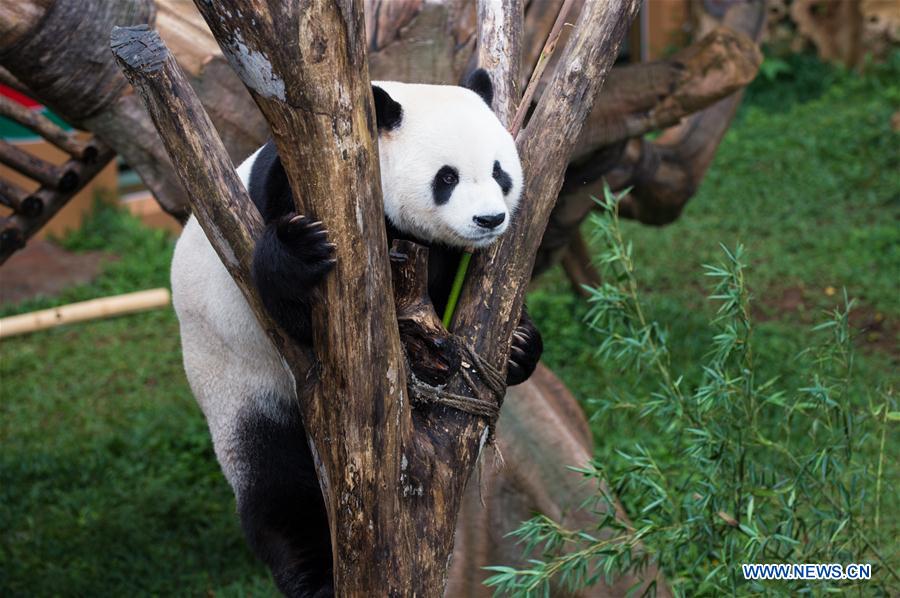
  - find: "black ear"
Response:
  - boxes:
[463,68,493,108]
[372,85,402,131]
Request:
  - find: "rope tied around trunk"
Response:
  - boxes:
[406,339,506,443]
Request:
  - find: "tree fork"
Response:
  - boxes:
[112,0,641,592]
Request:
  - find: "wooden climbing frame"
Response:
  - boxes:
[0,94,114,265]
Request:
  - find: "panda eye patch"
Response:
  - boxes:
[492,160,513,195]
[432,165,459,205]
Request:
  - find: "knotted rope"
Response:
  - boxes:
[406,339,506,443]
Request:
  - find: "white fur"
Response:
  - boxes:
[172,81,522,488]
[375,81,522,248]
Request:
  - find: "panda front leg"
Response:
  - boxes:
[506,306,543,386]
[252,213,336,344]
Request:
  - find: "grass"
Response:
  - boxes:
[1,52,898,595]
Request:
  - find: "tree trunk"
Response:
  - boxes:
[111,0,641,593]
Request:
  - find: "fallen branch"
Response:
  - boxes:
[0,288,170,338]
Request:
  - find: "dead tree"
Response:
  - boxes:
[111,0,641,593]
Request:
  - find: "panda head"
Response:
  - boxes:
[372,70,523,249]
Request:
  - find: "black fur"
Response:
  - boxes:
[248,140,295,222]
[506,309,543,385]
[234,401,333,598]
[250,141,336,344]
[431,165,459,206]
[372,85,402,131]
[492,160,513,195]
[463,68,494,107]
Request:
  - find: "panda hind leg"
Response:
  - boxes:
[252,214,336,344]
[234,402,333,598]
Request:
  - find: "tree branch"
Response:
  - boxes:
[452,0,640,361]
[476,0,523,125]
[109,26,286,356]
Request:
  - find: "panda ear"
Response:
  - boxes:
[463,68,493,108]
[372,85,402,131]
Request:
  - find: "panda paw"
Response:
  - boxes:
[506,317,543,386]
[276,213,337,277]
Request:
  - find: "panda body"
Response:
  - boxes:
[171,72,542,597]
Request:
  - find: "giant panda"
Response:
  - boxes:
[170,70,543,597]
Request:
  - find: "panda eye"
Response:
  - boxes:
[492,160,513,195]
[432,165,459,205]
[434,165,459,187]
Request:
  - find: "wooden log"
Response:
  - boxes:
[0,95,99,161]
[0,65,31,96]
[0,288,171,338]
[533,1,766,283]
[0,143,115,264]
[571,25,762,159]
[0,177,43,218]
[614,0,767,225]
[0,0,191,223]
[0,140,79,192]
[390,240,461,387]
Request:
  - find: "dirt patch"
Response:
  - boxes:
[849,304,899,362]
[753,284,898,362]
[753,285,811,320]
[0,240,114,305]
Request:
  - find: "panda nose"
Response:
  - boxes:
[473,213,506,229]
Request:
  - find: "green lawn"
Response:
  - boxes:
[2,53,898,595]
